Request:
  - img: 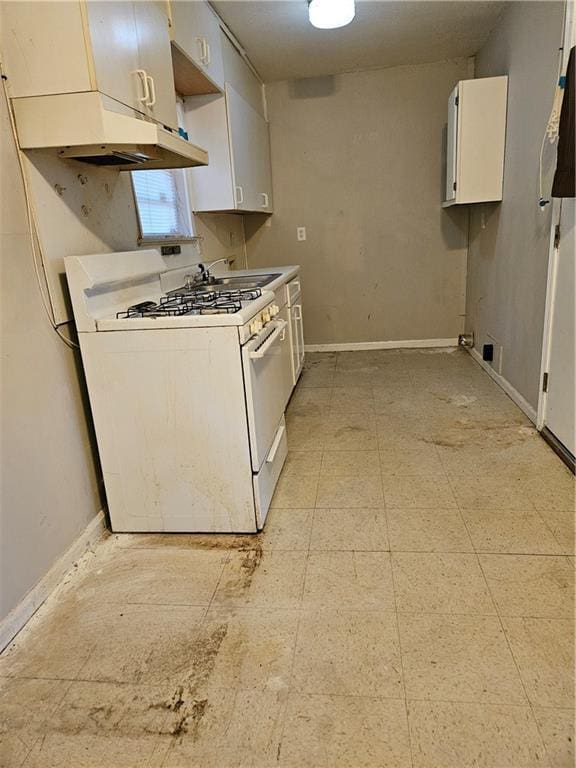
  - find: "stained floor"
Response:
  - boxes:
[1,349,574,768]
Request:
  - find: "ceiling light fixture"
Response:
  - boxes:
[308,0,355,29]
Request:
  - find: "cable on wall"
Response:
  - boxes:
[538,0,569,209]
[0,70,79,350]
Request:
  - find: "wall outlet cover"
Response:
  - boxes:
[297,227,306,241]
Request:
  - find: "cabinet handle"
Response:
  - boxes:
[133,69,149,104]
[197,36,210,66]
[261,192,269,208]
[235,185,244,205]
[146,75,156,107]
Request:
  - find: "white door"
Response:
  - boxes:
[242,317,289,470]
[86,2,143,114]
[544,199,575,455]
[226,83,261,211]
[445,85,459,202]
[134,1,178,130]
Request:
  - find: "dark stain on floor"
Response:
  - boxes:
[219,545,264,598]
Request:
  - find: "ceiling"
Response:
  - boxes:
[212,1,506,82]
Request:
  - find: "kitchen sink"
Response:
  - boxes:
[209,273,281,289]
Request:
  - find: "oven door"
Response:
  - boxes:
[242,318,289,470]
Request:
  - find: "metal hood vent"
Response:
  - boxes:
[11,92,208,171]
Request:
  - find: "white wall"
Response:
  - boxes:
[465,1,565,409]
[244,58,471,345]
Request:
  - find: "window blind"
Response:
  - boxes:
[132,169,193,241]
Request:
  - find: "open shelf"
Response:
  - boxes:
[171,43,222,97]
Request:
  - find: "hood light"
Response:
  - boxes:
[308,0,355,29]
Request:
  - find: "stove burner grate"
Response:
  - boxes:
[116,287,263,319]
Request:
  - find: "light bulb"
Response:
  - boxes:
[309,0,355,29]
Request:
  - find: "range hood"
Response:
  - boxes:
[11,91,208,170]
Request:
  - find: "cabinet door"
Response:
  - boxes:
[289,304,304,385]
[86,1,143,113]
[170,0,224,89]
[255,114,273,212]
[278,306,293,406]
[445,84,459,202]
[183,94,236,212]
[226,84,261,211]
[134,1,178,130]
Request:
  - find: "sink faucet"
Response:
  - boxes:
[183,258,230,290]
[199,258,229,285]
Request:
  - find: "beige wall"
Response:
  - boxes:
[0,87,245,627]
[0,87,104,622]
[466,1,565,409]
[244,59,471,345]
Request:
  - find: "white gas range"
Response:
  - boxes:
[65,249,301,533]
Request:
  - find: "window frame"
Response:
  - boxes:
[131,166,196,246]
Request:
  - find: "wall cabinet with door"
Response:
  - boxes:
[183,30,273,213]
[3,1,179,131]
[167,0,225,95]
[183,83,273,213]
[443,76,508,207]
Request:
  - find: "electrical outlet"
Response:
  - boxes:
[486,334,503,374]
[297,227,306,241]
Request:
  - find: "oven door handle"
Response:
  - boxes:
[249,320,287,359]
[266,424,286,463]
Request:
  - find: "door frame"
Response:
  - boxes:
[537,0,575,432]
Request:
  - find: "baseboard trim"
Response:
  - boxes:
[468,348,538,424]
[304,338,459,352]
[0,510,108,652]
[540,427,576,474]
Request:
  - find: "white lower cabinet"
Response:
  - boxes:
[183,84,273,212]
[286,278,305,384]
[278,305,293,406]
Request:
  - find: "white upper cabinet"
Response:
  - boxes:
[132,1,178,129]
[2,1,178,130]
[226,84,273,212]
[443,76,508,207]
[220,31,265,117]
[184,84,273,213]
[181,27,273,213]
[85,2,141,114]
[168,0,225,94]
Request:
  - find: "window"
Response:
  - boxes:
[132,168,194,242]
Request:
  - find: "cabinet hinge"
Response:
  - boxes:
[455,96,459,107]
[554,225,561,249]
[453,182,457,191]
[542,372,549,393]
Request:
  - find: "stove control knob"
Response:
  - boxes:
[262,308,271,323]
[254,320,263,334]
[269,304,279,317]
